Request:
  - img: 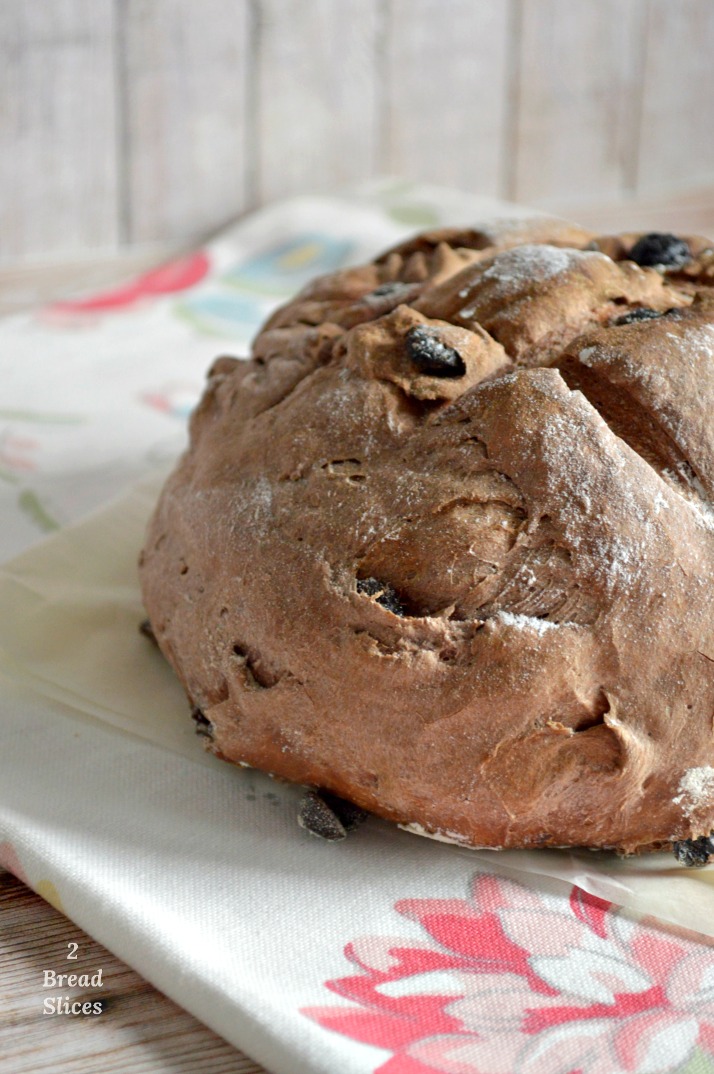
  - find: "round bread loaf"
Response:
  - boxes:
[139,219,714,856]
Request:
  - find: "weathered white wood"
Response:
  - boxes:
[255,0,381,202]
[2,0,714,266]
[513,0,647,207]
[552,184,714,239]
[121,0,250,244]
[637,0,714,195]
[0,869,267,1073]
[0,0,119,263]
[383,0,512,197]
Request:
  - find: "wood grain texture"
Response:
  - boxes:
[254,0,380,201]
[0,868,268,1074]
[556,185,714,240]
[637,0,714,195]
[382,0,512,196]
[2,0,714,265]
[512,0,647,207]
[0,0,119,263]
[121,0,250,244]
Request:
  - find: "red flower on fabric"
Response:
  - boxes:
[47,251,211,315]
[302,874,714,1074]
[0,840,28,883]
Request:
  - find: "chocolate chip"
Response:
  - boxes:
[298,790,347,841]
[405,326,466,378]
[139,618,158,646]
[673,834,714,867]
[628,233,691,270]
[613,307,665,326]
[320,790,369,832]
[357,577,384,597]
[190,706,213,739]
[363,281,419,311]
[371,282,408,298]
[356,577,406,616]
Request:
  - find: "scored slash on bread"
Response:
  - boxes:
[139,220,714,862]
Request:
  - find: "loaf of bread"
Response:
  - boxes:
[139,219,714,859]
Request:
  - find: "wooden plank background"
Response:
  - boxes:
[1,0,713,265]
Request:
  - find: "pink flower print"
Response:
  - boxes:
[0,430,38,474]
[47,251,211,315]
[0,840,28,883]
[302,874,714,1074]
[140,382,202,420]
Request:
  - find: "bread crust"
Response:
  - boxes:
[139,219,714,854]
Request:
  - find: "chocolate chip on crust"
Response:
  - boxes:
[370,282,412,299]
[320,790,369,832]
[298,789,347,840]
[405,325,466,378]
[356,577,406,616]
[673,834,714,868]
[613,307,665,326]
[139,618,158,646]
[629,233,691,270]
[190,706,214,739]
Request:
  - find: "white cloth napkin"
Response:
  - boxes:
[3,182,714,1074]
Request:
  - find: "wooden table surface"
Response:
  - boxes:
[0,868,267,1073]
[2,191,713,1073]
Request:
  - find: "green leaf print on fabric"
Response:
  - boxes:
[18,490,59,533]
[0,410,85,425]
[384,203,441,228]
[678,1048,714,1074]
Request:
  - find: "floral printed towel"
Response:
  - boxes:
[2,182,714,1074]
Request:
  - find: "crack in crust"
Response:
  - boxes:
[556,294,714,508]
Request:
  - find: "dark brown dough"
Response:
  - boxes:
[140,217,714,854]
